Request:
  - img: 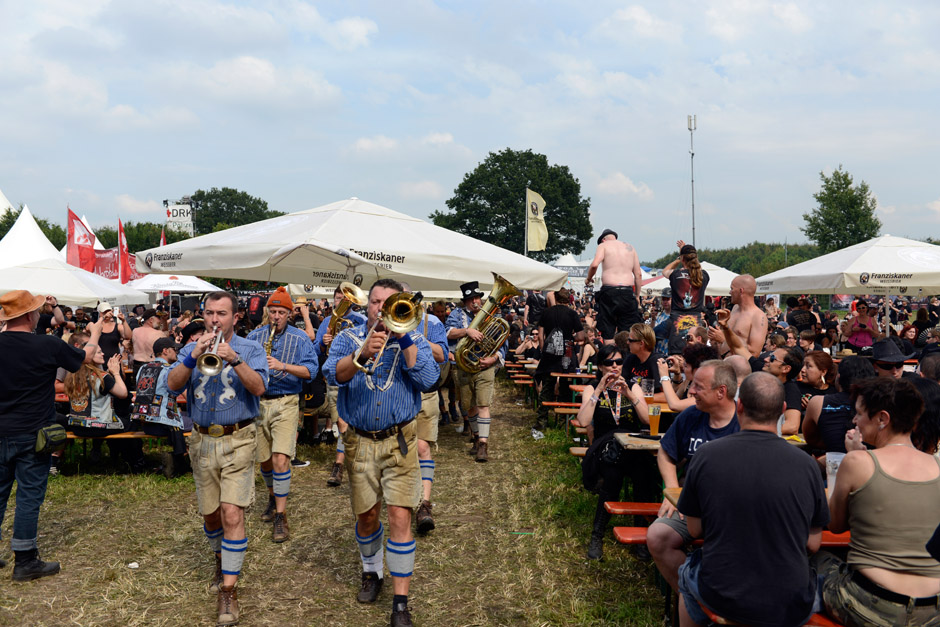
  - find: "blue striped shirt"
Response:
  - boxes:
[169,334,268,426]
[419,310,449,363]
[314,311,367,361]
[246,324,318,395]
[323,322,439,431]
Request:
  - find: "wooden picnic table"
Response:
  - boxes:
[550,372,597,380]
[614,432,662,452]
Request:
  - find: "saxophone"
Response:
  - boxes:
[455,273,522,374]
[264,322,277,356]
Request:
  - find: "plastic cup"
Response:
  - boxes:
[641,378,654,398]
[649,405,662,436]
[826,452,845,493]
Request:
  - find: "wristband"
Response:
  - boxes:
[660,376,670,383]
[183,354,197,369]
[589,395,599,403]
[230,356,243,368]
[397,333,415,350]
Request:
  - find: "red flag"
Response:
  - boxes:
[160,227,166,247]
[66,208,96,271]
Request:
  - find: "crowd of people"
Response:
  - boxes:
[1,227,939,626]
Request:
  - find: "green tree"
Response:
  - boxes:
[96,222,191,251]
[190,187,283,236]
[646,241,821,277]
[430,148,593,263]
[801,165,881,253]
[0,207,67,249]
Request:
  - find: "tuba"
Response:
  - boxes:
[327,281,368,354]
[353,292,424,374]
[455,273,522,374]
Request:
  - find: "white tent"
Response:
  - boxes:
[755,235,940,296]
[0,258,148,307]
[0,207,146,307]
[0,205,63,267]
[0,188,13,212]
[640,261,739,297]
[58,214,107,257]
[137,197,567,298]
[128,274,220,294]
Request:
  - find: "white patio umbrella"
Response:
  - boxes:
[0,257,148,307]
[641,261,739,297]
[755,235,940,296]
[128,274,220,294]
[136,198,567,295]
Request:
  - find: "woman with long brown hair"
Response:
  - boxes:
[661,240,710,354]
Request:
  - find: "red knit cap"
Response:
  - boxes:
[266,287,294,310]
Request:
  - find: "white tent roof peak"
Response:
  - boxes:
[0,205,64,267]
[58,214,106,257]
[0,188,13,212]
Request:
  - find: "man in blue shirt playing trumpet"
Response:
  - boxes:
[325,278,438,627]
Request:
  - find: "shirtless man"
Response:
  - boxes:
[707,275,767,357]
[584,228,643,343]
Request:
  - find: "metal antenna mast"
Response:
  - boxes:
[688,114,697,248]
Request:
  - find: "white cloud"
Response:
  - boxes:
[115,194,161,215]
[353,135,398,153]
[398,181,444,200]
[596,173,654,200]
[282,2,377,51]
[927,199,940,216]
[599,6,682,43]
[772,3,813,33]
[422,133,454,146]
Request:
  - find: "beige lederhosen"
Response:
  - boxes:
[343,420,420,515]
[256,395,300,461]
[189,423,257,515]
[415,391,440,443]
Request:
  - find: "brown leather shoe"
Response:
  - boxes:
[209,554,222,594]
[415,500,435,535]
[469,435,479,456]
[357,571,382,603]
[217,585,238,626]
[260,495,276,523]
[475,440,488,463]
[326,462,344,487]
[272,512,290,543]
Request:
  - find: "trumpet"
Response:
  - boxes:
[196,325,225,376]
[353,292,424,374]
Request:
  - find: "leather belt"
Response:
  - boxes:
[353,419,415,441]
[195,418,256,437]
[262,393,296,400]
[851,570,939,607]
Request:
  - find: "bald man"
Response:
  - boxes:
[709,275,767,358]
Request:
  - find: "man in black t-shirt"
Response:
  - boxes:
[762,346,803,435]
[534,290,584,436]
[523,290,547,329]
[676,373,829,627]
[0,290,95,581]
[785,297,817,334]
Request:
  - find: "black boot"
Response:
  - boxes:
[12,549,60,582]
[587,503,612,561]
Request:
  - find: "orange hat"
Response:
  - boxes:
[266,287,294,310]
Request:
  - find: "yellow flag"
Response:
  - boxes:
[526,188,548,251]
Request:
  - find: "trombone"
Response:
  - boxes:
[353,292,424,374]
[196,325,225,376]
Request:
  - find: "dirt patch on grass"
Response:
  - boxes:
[0,380,664,626]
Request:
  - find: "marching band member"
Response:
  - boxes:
[446,281,507,462]
[168,292,267,627]
[315,285,367,487]
[247,287,318,543]
[324,279,438,627]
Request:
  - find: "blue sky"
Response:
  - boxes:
[2,0,939,262]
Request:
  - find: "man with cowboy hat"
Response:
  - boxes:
[0,290,97,581]
[247,287,318,542]
[584,228,643,343]
[445,280,507,462]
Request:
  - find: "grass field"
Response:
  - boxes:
[0,381,666,626]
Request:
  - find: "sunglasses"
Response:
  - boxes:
[874,361,902,370]
[602,358,624,366]
[627,338,642,343]
[766,354,779,362]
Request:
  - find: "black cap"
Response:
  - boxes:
[597,229,618,245]
[153,337,180,355]
[142,308,158,321]
[660,287,672,299]
[180,321,206,344]
[459,281,484,301]
[870,339,911,363]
